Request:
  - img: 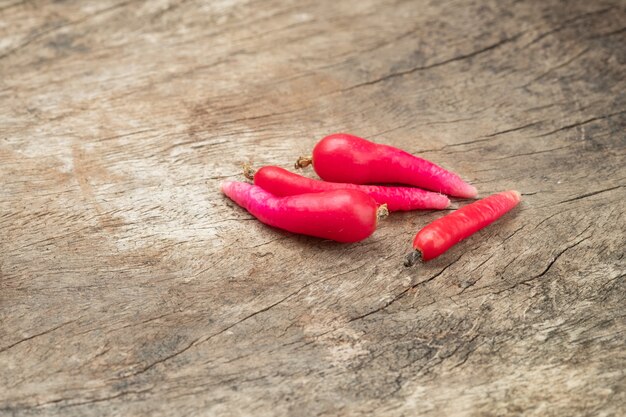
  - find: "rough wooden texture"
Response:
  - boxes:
[1,0,625,415]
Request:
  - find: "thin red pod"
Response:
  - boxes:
[221,181,385,243]
[246,165,450,211]
[405,190,521,264]
[296,133,477,199]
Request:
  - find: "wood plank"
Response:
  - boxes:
[1,0,624,415]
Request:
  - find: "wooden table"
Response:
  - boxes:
[1,0,624,415]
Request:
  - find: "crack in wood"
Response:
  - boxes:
[0,1,133,60]
[495,235,591,295]
[536,110,626,137]
[0,320,77,354]
[522,7,615,48]
[341,33,523,91]
[348,254,464,323]
[556,185,623,205]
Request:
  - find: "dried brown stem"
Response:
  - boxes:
[294,156,313,169]
[404,250,422,267]
[242,163,256,180]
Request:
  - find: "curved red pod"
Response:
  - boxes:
[406,190,521,264]
[221,181,381,243]
[249,165,450,211]
[302,133,477,199]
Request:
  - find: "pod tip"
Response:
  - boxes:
[220,181,234,193]
[452,183,478,199]
[466,184,479,199]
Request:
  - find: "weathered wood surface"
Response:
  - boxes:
[1,0,625,415]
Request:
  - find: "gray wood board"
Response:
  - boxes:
[1,0,625,415]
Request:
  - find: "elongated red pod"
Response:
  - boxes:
[249,165,450,211]
[221,181,382,243]
[406,190,521,264]
[299,133,477,198]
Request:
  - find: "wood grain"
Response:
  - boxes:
[1,0,625,415]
